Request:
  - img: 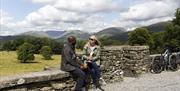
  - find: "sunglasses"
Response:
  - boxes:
[89,38,94,41]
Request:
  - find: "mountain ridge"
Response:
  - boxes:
[0,21,171,42]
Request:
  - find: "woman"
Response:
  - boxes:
[82,35,102,89]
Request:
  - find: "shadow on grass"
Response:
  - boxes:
[19,61,41,64]
[41,58,54,60]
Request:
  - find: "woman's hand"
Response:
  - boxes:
[87,60,92,63]
[83,63,88,69]
[87,56,93,61]
[80,63,88,69]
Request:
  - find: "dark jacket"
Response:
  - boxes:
[61,43,81,71]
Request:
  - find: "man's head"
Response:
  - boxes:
[67,36,76,45]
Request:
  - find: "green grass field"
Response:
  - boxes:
[0,51,60,77]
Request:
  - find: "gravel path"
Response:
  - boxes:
[90,70,180,91]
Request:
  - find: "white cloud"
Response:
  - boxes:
[54,0,122,13]
[0,10,16,36]
[30,0,56,4]
[113,16,173,30]
[0,10,34,35]
[26,5,89,26]
[120,0,177,21]
[62,14,111,32]
[30,0,122,13]
[0,10,13,26]
[113,0,179,30]
[25,12,110,33]
[18,3,113,32]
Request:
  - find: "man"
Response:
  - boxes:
[61,36,85,91]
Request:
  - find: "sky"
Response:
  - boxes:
[0,0,179,36]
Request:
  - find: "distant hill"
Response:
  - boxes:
[1,21,171,43]
[143,21,172,32]
[20,31,49,38]
[45,31,66,39]
[96,27,126,38]
[19,30,66,39]
[95,21,171,42]
[56,30,90,42]
[95,27,128,41]
[0,36,23,42]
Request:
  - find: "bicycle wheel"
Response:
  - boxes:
[169,56,178,71]
[152,60,163,73]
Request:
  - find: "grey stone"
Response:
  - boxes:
[13,88,27,91]
[17,78,25,85]
[28,89,40,91]
[51,83,66,90]
[40,87,52,91]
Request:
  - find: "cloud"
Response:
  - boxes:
[22,5,92,32]
[113,16,173,30]
[25,12,110,33]
[113,0,179,30]
[54,0,123,13]
[0,10,16,36]
[0,10,13,26]
[18,1,114,32]
[31,0,123,13]
[30,0,56,4]
[120,0,178,21]
[61,14,111,32]
[25,5,88,26]
[0,10,34,35]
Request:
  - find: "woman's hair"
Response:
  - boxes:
[85,35,100,47]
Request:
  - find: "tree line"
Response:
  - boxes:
[1,36,63,54]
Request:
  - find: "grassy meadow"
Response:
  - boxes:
[0,51,60,77]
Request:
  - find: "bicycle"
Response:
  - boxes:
[150,52,179,73]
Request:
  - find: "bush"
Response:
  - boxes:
[128,28,153,46]
[17,42,35,63]
[40,46,52,60]
[76,40,86,50]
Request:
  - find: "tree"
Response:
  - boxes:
[128,28,153,46]
[173,8,180,26]
[40,46,52,60]
[163,8,180,51]
[76,40,86,50]
[151,32,165,54]
[50,41,63,54]
[17,42,35,63]
[2,41,12,52]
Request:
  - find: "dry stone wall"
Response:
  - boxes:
[100,46,150,83]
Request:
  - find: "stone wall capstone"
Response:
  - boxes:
[0,70,75,91]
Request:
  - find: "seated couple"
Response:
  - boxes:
[60,35,104,91]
